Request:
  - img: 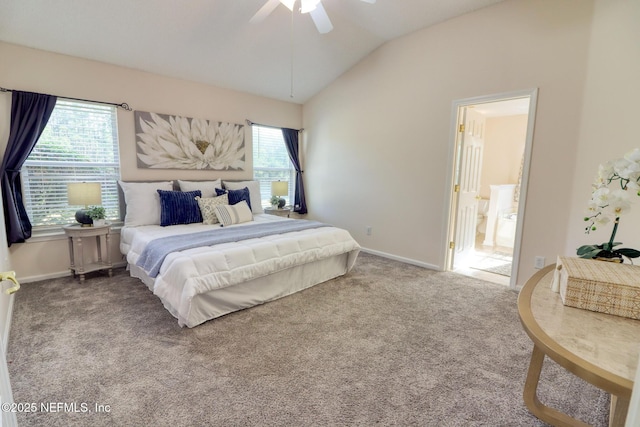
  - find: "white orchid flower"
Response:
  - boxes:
[594,215,611,226]
[624,147,640,163]
[597,161,614,183]
[591,186,611,207]
[612,157,633,177]
[616,160,640,182]
[608,189,632,216]
[627,180,640,192]
[586,199,601,214]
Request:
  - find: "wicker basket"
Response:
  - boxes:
[554,256,640,320]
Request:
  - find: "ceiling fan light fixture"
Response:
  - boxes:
[279,0,296,11]
[300,0,321,14]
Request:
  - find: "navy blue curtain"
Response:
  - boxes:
[281,128,307,214]
[1,91,57,246]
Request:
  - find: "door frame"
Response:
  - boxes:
[443,88,538,289]
[0,184,18,426]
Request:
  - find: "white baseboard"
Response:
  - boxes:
[359,247,441,271]
[19,261,127,284]
[21,252,439,283]
[20,270,71,284]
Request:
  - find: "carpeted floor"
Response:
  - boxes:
[7,253,609,426]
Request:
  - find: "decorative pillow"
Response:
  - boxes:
[195,193,229,225]
[118,181,173,226]
[215,187,252,211]
[177,179,222,198]
[214,201,253,226]
[223,180,262,215]
[157,189,202,226]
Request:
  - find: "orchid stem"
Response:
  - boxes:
[608,217,620,249]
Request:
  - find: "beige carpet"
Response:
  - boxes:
[7,253,609,426]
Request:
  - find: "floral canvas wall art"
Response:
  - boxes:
[135,111,245,170]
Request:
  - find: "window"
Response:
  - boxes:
[22,100,121,229]
[252,125,294,208]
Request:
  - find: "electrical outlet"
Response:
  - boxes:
[534,256,545,269]
[366,226,372,236]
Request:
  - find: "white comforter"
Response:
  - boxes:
[121,214,360,325]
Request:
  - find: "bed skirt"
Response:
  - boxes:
[128,252,352,327]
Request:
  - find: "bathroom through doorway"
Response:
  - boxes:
[445,90,537,288]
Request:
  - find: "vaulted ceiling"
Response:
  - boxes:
[0,0,505,103]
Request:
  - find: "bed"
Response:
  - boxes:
[118,180,361,327]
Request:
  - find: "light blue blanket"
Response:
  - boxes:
[136,220,329,278]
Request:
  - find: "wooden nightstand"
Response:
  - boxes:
[63,223,113,282]
[264,207,292,218]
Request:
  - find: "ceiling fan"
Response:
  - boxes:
[250,0,375,34]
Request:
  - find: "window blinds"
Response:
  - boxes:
[252,125,295,208]
[23,100,121,228]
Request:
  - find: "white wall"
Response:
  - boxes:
[566,0,640,259]
[0,42,302,281]
[3,0,638,287]
[480,115,527,200]
[303,0,595,284]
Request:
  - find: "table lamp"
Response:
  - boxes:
[67,182,102,226]
[271,181,288,209]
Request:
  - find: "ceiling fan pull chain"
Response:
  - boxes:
[290,9,295,99]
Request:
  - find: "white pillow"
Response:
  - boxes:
[118,181,173,226]
[223,180,262,215]
[177,179,222,198]
[214,201,253,226]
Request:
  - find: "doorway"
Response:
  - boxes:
[445,89,538,289]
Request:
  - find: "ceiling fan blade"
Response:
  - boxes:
[360,0,376,3]
[309,2,333,34]
[249,0,281,24]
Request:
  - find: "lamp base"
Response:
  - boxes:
[75,209,93,227]
[277,198,286,209]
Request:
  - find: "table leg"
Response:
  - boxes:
[523,344,590,427]
[96,235,102,263]
[610,395,629,427]
[77,236,85,283]
[105,232,112,277]
[67,236,75,276]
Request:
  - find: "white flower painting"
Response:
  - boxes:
[135,111,245,170]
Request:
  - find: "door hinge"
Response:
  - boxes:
[459,124,465,132]
[454,184,460,193]
[449,241,455,249]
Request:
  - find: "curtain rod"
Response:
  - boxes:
[0,86,132,111]
[246,119,303,132]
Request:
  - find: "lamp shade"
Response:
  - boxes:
[67,182,102,207]
[271,181,289,197]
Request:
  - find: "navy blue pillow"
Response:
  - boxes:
[157,189,202,226]
[215,187,252,211]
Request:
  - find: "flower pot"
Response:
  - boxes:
[92,219,106,227]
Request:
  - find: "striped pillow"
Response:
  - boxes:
[195,193,228,225]
[213,201,253,226]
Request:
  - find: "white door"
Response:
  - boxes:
[452,107,485,268]
[0,189,19,427]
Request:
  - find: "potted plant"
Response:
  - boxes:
[578,148,640,263]
[270,195,280,208]
[87,206,106,226]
